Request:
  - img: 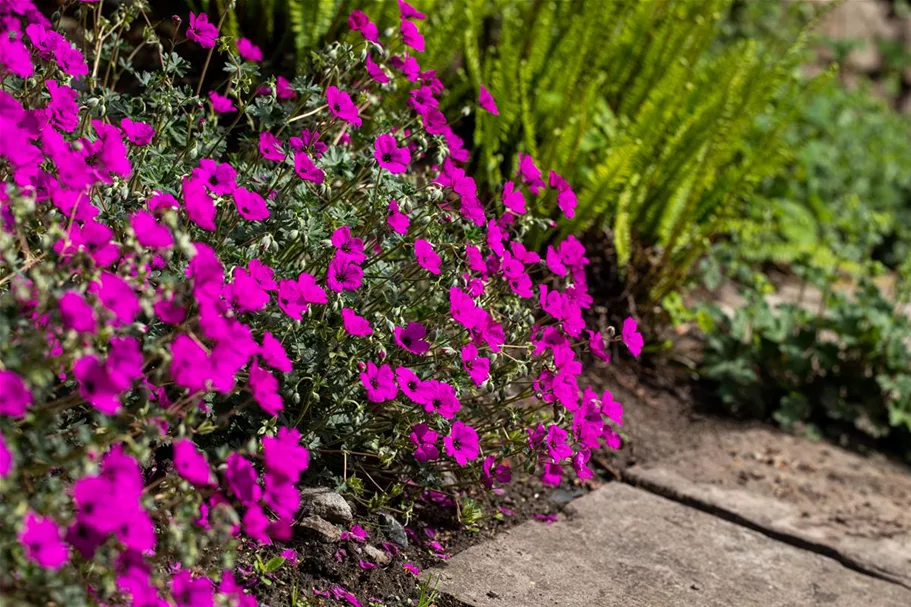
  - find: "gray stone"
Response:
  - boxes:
[364,544,392,565]
[817,0,896,73]
[624,465,911,589]
[429,484,911,607]
[379,512,408,548]
[299,487,353,524]
[294,515,341,543]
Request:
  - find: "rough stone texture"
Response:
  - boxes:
[624,465,911,588]
[817,0,896,72]
[363,544,392,565]
[430,484,911,607]
[294,515,341,543]
[299,487,353,524]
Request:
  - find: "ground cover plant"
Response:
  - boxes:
[0,1,639,605]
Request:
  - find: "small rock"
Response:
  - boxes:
[295,515,341,543]
[300,487,353,524]
[441,471,458,487]
[364,544,391,565]
[550,488,584,504]
[379,512,408,548]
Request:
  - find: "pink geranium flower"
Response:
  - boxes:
[374,134,410,173]
[331,226,367,263]
[233,187,270,221]
[348,10,379,43]
[360,362,398,402]
[276,75,297,99]
[400,20,424,52]
[341,308,373,336]
[0,432,11,478]
[443,421,479,466]
[502,181,525,214]
[327,254,364,292]
[399,0,427,20]
[516,152,545,194]
[394,322,430,354]
[366,55,389,84]
[237,38,262,62]
[549,170,577,218]
[120,118,155,145]
[414,239,441,274]
[259,132,285,162]
[19,512,68,570]
[409,424,439,462]
[621,317,643,358]
[461,344,490,386]
[173,439,214,487]
[0,31,33,78]
[182,177,216,230]
[326,86,361,127]
[187,12,219,48]
[479,85,499,115]
[387,200,410,234]
[209,90,236,113]
[294,152,325,183]
[59,291,97,334]
[0,371,32,418]
[260,332,293,373]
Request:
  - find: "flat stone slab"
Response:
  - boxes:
[430,484,911,607]
[624,465,911,588]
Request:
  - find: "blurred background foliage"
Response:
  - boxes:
[176,0,911,453]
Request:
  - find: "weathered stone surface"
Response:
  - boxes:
[299,487,353,524]
[817,0,896,72]
[363,544,392,565]
[624,465,911,588]
[430,484,911,607]
[295,515,341,543]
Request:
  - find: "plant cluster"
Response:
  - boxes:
[699,271,911,452]
[0,1,639,605]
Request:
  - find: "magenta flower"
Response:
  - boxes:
[479,85,499,115]
[394,322,430,354]
[572,449,594,480]
[374,134,411,174]
[243,504,271,544]
[0,371,31,418]
[0,432,11,478]
[601,389,624,426]
[399,0,427,20]
[120,118,155,145]
[46,80,79,132]
[400,20,425,52]
[276,75,297,99]
[249,361,284,416]
[340,523,368,543]
[226,454,262,505]
[187,12,219,48]
[260,332,293,373]
[587,330,611,363]
[414,239,441,275]
[170,334,212,393]
[0,32,33,78]
[331,226,367,263]
[549,170,577,218]
[360,362,398,402]
[443,421,479,466]
[541,462,563,486]
[395,367,425,403]
[59,291,97,334]
[326,86,362,127]
[294,152,325,184]
[97,272,140,326]
[263,427,310,483]
[403,563,421,576]
[131,210,173,250]
[366,55,389,84]
[408,86,438,116]
[237,38,262,62]
[233,187,270,221]
[621,317,644,358]
[409,424,439,463]
[278,272,327,320]
[209,90,236,113]
[502,181,525,214]
[387,200,410,234]
[174,439,214,487]
[172,571,214,607]
[259,132,285,162]
[516,152,545,194]
[149,190,180,211]
[19,512,68,570]
[482,455,512,487]
[421,380,461,419]
[348,10,379,43]
[327,254,364,292]
[461,344,490,386]
[182,177,217,231]
[342,308,373,336]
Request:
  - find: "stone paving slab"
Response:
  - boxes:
[624,463,911,589]
[430,483,911,607]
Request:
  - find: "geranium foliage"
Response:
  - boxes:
[0,1,640,605]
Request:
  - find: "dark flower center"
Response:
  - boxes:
[382,153,392,162]
[333,103,341,111]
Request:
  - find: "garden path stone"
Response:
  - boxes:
[623,464,911,588]
[429,483,911,607]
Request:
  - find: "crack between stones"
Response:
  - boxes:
[618,471,911,591]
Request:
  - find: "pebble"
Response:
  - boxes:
[300,487,354,524]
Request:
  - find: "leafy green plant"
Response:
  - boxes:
[700,273,911,451]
